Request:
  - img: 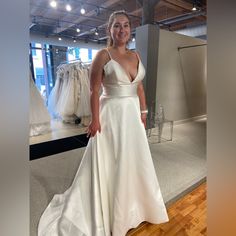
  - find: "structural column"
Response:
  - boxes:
[142,0,160,25]
[135,0,160,109]
[135,24,160,109]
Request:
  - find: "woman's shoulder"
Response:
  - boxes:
[96,48,110,59]
[129,49,140,56]
[92,48,110,66]
[94,48,110,62]
[127,49,140,61]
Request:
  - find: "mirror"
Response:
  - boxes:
[29,42,101,144]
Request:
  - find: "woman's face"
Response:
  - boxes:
[110,15,131,46]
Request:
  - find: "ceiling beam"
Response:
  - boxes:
[163,0,193,11]
[160,0,187,12]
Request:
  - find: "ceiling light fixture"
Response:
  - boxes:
[192,1,197,11]
[50,0,57,8]
[76,28,80,33]
[132,37,135,42]
[80,6,86,14]
[94,28,99,36]
[58,37,62,41]
[73,39,77,43]
[192,5,197,11]
[66,4,72,11]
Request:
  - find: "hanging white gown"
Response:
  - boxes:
[29,73,51,136]
[38,50,169,236]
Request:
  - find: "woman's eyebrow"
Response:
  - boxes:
[114,21,129,25]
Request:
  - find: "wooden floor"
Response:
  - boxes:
[126,182,206,236]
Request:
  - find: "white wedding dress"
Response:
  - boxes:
[30,73,51,136]
[38,50,169,236]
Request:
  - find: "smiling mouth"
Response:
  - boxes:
[118,34,127,38]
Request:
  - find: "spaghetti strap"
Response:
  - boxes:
[106,48,112,60]
[134,51,140,60]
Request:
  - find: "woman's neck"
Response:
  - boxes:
[111,45,128,55]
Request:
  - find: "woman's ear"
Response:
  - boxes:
[106,27,110,36]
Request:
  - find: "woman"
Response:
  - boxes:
[38,10,168,236]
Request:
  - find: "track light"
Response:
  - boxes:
[192,5,197,11]
[80,6,86,14]
[94,28,99,36]
[50,0,57,8]
[66,4,72,11]
[192,1,197,11]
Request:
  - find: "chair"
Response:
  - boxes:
[146,102,173,143]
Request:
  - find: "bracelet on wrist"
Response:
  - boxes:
[141,109,148,114]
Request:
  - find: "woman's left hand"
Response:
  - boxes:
[141,113,147,128]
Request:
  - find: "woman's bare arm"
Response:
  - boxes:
[137,82,148,128]
[87,49,108,137]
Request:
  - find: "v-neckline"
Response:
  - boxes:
[110,58,140,83]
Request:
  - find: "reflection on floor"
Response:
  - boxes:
[30,119,88,145]
[30,118,206,236]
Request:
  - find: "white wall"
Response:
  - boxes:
[156,29,207,121]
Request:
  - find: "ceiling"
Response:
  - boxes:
[30,0,207,44]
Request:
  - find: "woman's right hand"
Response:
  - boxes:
[86,120,101,137]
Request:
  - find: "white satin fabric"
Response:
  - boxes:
[38,50,169,236]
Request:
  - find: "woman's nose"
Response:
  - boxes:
[120,26,124,32]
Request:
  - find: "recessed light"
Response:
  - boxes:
[50,1,57,8]
[80,7,85,14]
[66,4,72,11]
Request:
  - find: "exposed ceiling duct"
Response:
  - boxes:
[158,10,206,26]
[175,24,207,38]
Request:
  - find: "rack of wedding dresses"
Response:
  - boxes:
[30,72,51,136]
[48,61,91,126]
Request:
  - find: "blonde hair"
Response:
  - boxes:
[107,10,131,47]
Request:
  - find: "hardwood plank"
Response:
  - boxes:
[126,182,207,236]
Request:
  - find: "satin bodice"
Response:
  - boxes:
[102,54,146,97]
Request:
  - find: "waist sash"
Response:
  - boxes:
[102,84,138,97]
